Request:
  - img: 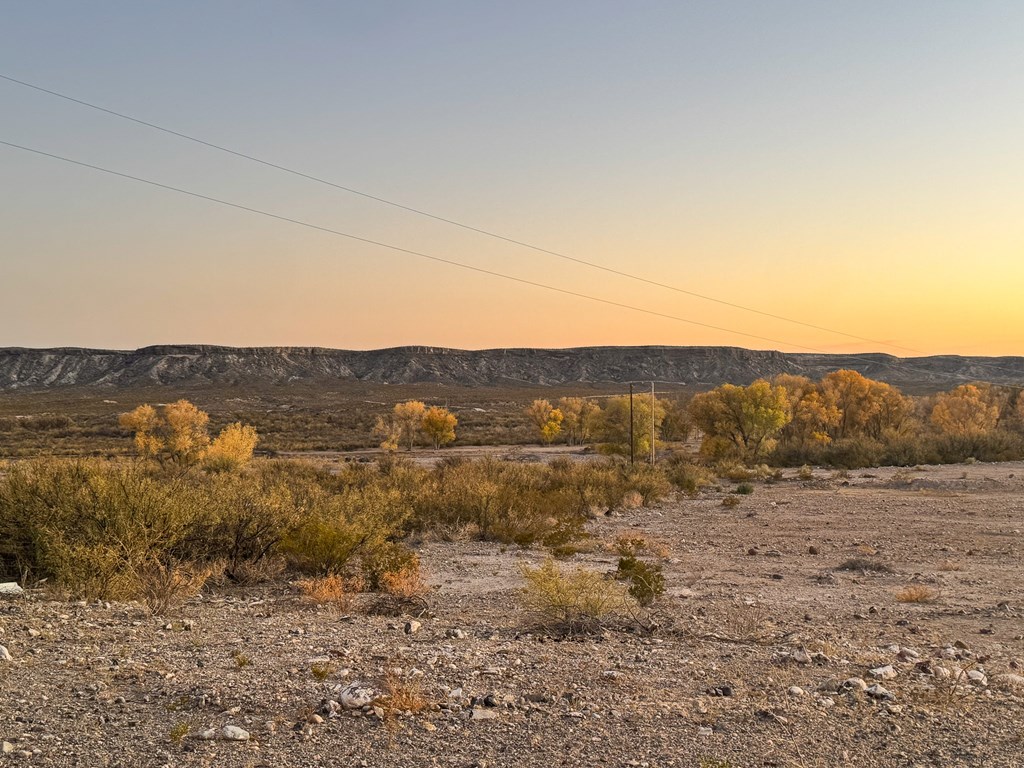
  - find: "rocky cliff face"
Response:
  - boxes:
[0,345,1020,391]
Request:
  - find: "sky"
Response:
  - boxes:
[2,1,1023,355]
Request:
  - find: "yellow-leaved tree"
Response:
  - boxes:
[688,380,791,461]
[203,422,259,472]
[526,399,564,444]
[930,384,1000,437]
[119,400,257,470]
[393,401,427,451]
[557,396,600,446]
[421,406,457,449]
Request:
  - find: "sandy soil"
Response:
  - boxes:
[2,461,1023,767]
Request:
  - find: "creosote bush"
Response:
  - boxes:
[521,558,633,635]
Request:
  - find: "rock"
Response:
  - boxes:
[841,677,868,692]
[195,729,217,741]
[447,629,468,640]
[953,639,970,650]
[404,620,422,635]
[0,645,11,662]
[870,665,897,680]
[967,670,988,687]
[2,742,14,754]
[0,583,24,596]
[788,686,806,697]
[221,725,250,741]
[791,647,811,665]
[866,684,894,701]
[706,685,733,697]
[697,726,713,737]
[991,673,1024,691]
[818,697,835,708]
[337,681,379,709]
[808,546,820,555]
[470,708,497,721]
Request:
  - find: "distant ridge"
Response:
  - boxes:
[0,345,1021,392]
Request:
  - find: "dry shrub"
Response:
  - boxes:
[614,531,670,559]
[721,495,741,508]
[380,562,428,599]
[310,661,336,682]
[721,603,771,641]
[938,560,963,572]
[620,490,644,509]
[664,454,715,495]
[296,574,361,610]
[895,584,940,603]
[378,670,430,717]
[521,558,632,635]
[136,560,212,616]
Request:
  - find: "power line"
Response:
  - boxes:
[0,72,918,354]
[0,138,815,351]
[1,138,1016,388]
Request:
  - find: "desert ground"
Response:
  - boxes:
[2,460,1023,768]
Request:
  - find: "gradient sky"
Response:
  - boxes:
[2,2,1023,355]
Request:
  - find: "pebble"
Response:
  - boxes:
[2,742,13,754]
[787,686,805,697]
[221,725,250,741]
[195,729,217,741]
[470,708,497,721]
[842,677,868,692]
[404,620,422,635]
[967,670,988,687]
[0,645,11,662]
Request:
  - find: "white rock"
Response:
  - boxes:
[967,670,988,687]
[220,725,250,741]
[818,697,836,708]
[697,726,713,737]
[337,681,378,709]
[195,729,217,741]
[2,742,14,754]
[0,645,11,662]
[788,686,806,697]
[869,665,897,680]
[470,708,496,721]
[0,583,24,596]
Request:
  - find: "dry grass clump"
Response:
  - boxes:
[310,661,336,682]
[938,559,964,572]
[613,531,671,559]
[721,603,771,642]
[895,584,940,603]
[296,574,361,610]
[378,670,430,717]
[722,495,741,508]
[136,560,213,616]
[521,558,632,635]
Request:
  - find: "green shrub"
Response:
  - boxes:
[664,454,715,495]
[615,555,665,607]
[735,482,754,495]
[521,559,631,634]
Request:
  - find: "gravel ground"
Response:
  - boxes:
[2,461,1024,767]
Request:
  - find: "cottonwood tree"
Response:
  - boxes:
[392,401,427,451]
[526,399,564,444]
[557,397,600,445]
[689,380,791,461]
[204,423,259,472]
[372,414,402,452]
[119,400,257,470]
[598,394,665,459]
[421,406,457,449]
[930,384,1000,437]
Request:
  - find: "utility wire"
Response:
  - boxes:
[1,138,1015,386]
[0,138,814,352]
[0,72,918,354]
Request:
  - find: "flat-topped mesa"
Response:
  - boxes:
[0,345,1019,392]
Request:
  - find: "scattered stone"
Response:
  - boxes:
[870,665,897,680]
[866,684,894,701]
[841,677,868,692]
[221,725,250,741]
[967,670,988,687]
[0,645,11,662]
[337,681,378,709]
[706,685,733,697]
[404,620,422,635]
[788,686,806,697]
[991,673,1024,691]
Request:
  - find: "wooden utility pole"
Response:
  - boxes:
[650,381,656,465]
[629,382,635,466]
